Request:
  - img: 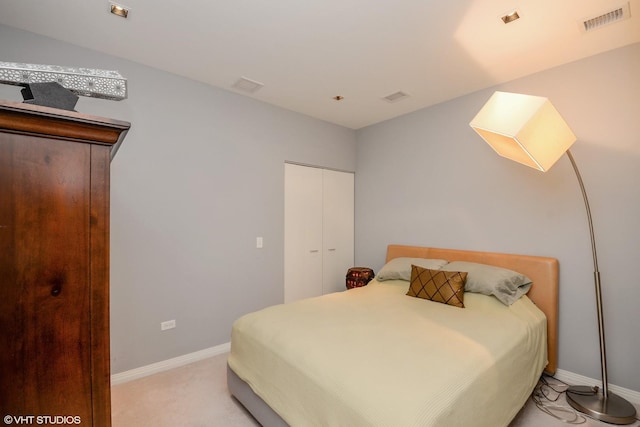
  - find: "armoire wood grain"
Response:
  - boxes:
[0,100,130,426]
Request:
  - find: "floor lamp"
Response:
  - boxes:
[469,91,637,425]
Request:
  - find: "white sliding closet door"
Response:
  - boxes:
[284,163,354,303]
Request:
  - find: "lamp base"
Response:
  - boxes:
[566,385,637,425]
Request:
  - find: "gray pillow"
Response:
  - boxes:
[376,257,449,281]
[442,261,532,305]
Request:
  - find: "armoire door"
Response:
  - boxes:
[284,163,354,303]
[0,134,93,421]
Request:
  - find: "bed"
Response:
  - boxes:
[227,245,559,427]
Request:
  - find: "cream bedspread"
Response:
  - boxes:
[228,279,547,427]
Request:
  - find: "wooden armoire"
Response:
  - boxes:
[0,100,130,426]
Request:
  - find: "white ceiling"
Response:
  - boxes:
[1,0,638,129]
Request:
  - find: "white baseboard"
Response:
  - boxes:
[555,369,640,405]
[111,342,231,385]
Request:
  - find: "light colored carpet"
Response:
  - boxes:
[112,353,259,427]
[112,352,640,427]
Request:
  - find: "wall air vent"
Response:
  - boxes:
[383,91,409,103]
[581,3,631,32]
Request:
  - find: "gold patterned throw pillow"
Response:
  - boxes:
[407,265,467,308]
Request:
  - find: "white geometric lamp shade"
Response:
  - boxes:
[469,91,577,172]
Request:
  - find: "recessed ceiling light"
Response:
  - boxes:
[501,10,520,24]
[110,2,129,18]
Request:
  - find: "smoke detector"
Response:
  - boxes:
[580,3,631,32]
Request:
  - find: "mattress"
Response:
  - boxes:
[228,279,547,427]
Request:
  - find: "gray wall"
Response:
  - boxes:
[0,24,357,373]
[2,22,639,392]
[355,43,640,392]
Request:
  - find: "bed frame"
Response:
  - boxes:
[228,244,559,426]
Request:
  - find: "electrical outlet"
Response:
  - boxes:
[161,319,176,331]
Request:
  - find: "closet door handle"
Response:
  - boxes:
[327,248,336,251]
[309,249,319,253]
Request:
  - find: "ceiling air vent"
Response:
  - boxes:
[232,77,264,93]
[383,91,409,103]
[581,3,631,32]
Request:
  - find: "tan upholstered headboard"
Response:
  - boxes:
[386,244,559,374]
